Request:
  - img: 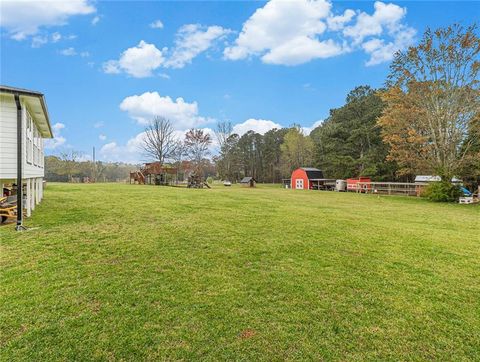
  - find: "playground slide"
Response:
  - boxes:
[460,186,472,197]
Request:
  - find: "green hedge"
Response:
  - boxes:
[422,181,462,202]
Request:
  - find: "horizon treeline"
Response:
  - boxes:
[45,154,135,182]
[44,84,478,185]
[215,85,401,183]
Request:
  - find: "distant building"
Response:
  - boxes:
[414,175,461,183]
[0,85,53,229]
[240,177,256,187]
[290,167,325,190]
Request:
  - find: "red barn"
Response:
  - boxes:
[291,168,324,190]
[346,177,371,192]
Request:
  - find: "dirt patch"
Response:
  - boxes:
[239,329,256,339]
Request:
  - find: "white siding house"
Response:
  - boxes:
[0,85,53,228]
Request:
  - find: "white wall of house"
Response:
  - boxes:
[0,94,45,182]
[0,94,17,180]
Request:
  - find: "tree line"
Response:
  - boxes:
[45,151,135,182]
[213,24,480,187]
[214,85,394,183]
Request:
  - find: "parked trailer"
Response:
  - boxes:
[336,179,347,192]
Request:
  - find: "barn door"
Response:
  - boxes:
[296,179,304,189]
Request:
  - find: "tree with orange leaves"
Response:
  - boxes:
[378,24,480,180]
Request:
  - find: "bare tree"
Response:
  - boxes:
[214,121,234,181]
[59,150,81,182]
[214,121,233,151]
[184,129,212,172]
[170,140,186,183]
[141,117,177,166]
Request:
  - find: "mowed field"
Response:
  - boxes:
[1,183,479,361]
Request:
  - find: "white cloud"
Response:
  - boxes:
[91,15,100,25]
[302,119,324,135]
[362,26,415,65]
[31,35,48,48]
[30,31,76,48]
[80,51,90,57]
[343,1,408,44]
[231,118,323,137]
[150,20,164,29]
[44,122,66,149]
[99,134,107,141]
[93,121,104,128]
[53,122,65,132]
[119,91,210,129]
[100,133,164,163]
[327,9,356,31]
[100,142,126,162]
[0,0,95,40]
[232,118,282,136]
[164,24,232,69]
[60,47,77,56]
[261,37,345,65]
[224,0,334,65]
[344,2,416,65]
[224,0,415,66]
[51,32,62,42]
[103,40,165,78]
[102,60,120,74]
[159,73,170,79]
[102,23,230,75]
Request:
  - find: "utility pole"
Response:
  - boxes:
[92,146,96,183]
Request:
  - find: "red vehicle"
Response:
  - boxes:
[346,177,371,192]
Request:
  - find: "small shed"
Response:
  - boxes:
[291,168,325,190]
[240,177,256,187]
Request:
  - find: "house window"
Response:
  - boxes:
[296,179,304,189]
[33,127,38,166]
[26,114,33,164]
[39,138,44,168]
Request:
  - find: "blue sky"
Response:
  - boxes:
[1,0,478,163]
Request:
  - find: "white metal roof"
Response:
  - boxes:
[415,175,462,183]
[0,85,53,138]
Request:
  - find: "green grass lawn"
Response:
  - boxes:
[1,183,479,361]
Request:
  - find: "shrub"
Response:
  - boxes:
[422,181,462,202]
[206,176,213,184]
